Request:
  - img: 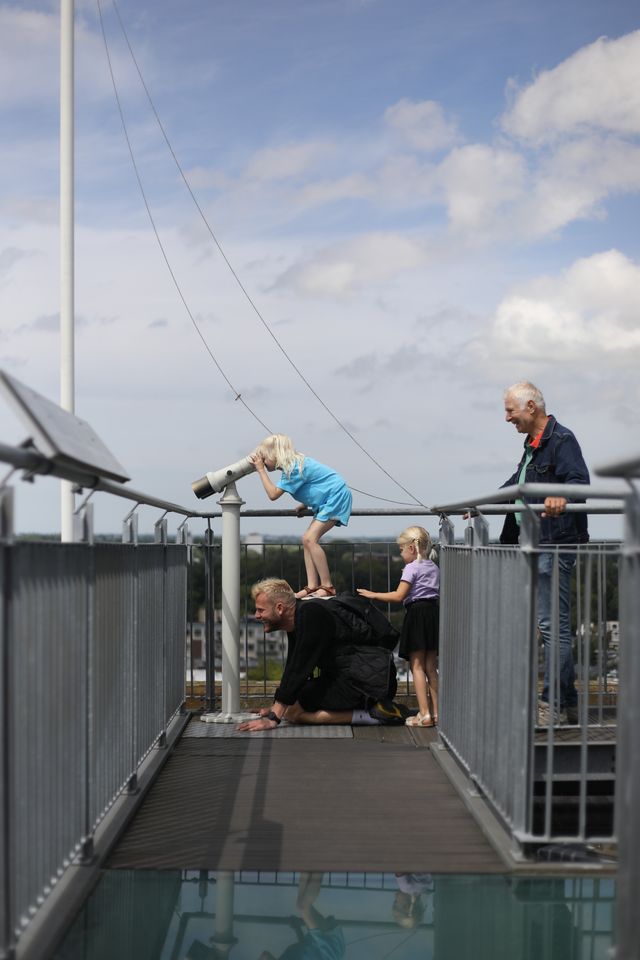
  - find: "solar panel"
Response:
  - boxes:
[0,370,130,483]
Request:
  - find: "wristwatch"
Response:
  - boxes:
[265,710,281,725]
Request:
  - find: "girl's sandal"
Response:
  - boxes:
[311,584,336,598]
[405,713,435,728]
[296,585,319,599]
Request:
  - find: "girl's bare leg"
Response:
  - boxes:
[425,650,439,722]
[409,651,431,719]
[301,518,336,594]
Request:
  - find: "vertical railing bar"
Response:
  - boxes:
[82,534,95,861]
[579,553,593,841]
[595,550,603,723]
[187,542,195,702]
[0,517,13,959]
[542,550,559,840]
[204,523,215,713]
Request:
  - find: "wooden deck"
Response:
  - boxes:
[108,718,505,874]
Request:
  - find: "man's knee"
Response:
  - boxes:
[285,702,305,724]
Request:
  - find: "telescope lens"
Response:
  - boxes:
[191,475,215,499]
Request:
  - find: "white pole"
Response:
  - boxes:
[219,482,245,718]
[60,0,75,542]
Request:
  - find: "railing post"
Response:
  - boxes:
[615,487,640,960]
[0,488,12,957]
[73,501,94,545]
[203,527,216,713]
[122,509,139,545]
[219,483,244,719]
[439,514,454,545]
[212,872,236,954]
[472,513,489,546]
[0,487,14,543]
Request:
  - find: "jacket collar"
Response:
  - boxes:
[522,414,556,451]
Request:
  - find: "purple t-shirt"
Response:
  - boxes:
[400,559,439,606]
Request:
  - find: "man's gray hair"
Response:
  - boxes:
[251,578,296,606]
[504,381,546,412]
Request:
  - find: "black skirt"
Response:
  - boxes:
[398,599,439,660]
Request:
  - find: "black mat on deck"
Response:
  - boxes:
[108,722,504,874]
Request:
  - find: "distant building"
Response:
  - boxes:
[606,621,620,648]
[243,532,264,554]
[186,615,287,669]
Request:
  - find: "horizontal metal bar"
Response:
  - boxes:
[0,441,628,523]
[595,453,640,479]
[433,482,628,514]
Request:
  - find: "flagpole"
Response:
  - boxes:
[60,0,75,541]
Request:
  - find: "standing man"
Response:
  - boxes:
[501,381,590,725]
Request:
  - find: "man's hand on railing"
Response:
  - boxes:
[541,496,568,518]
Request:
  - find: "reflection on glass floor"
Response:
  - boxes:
[53,869,615,960]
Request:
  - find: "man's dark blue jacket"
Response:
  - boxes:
[500,415,590,545]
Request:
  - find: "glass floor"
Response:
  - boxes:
[52,869,616,960]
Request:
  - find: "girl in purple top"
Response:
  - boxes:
[358,526,439,727]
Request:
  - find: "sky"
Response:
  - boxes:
[1,0,638,540]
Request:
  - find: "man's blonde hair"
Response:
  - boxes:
[251,578,296,607]
[254,434,305,478]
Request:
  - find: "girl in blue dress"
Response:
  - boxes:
[250,434,352,598]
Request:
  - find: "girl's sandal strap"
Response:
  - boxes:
[296,585,318,598]
[316,584,336,596]
[405,713,435,727]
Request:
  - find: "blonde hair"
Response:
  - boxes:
[392,893,425,929]
[251,578,296,608]
[254,434,305,478]
[397,526,436,561]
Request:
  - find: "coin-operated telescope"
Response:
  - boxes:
[191,456,256,499]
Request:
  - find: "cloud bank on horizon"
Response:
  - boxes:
[0,0,638,535]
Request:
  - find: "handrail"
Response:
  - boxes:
[432,481,627,514]
[595,453,640,479]
[0,441,628,526]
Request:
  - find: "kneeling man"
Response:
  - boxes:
[238,578,404,732]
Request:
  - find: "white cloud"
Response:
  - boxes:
[0,8,59,107]
[274,232,427,297]
[502,30,640,144]
[294,173,373,210]
[244,141,331,182]
[524,137,640,236]
[0,6,131,109]
[384,99,459,153]
[479,250,640,367]
[436,144,527,232]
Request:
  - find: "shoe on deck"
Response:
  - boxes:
[369,699,412,725]
[565,704,579,725]
[537,699,568,727]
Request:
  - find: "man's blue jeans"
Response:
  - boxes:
[537,552,578,710]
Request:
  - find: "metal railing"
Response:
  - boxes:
[433,481,627,849]
[0,441,432,959]
[0,433,637,959]
[597,454,640,960]
[0,460,196,958]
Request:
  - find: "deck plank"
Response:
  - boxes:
[109,722,504,874]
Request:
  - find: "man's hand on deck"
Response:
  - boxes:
[237,716,279,732]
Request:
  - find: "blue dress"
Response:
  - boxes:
[277,457,352,526]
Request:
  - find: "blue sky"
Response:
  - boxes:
[1,0,639,537]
